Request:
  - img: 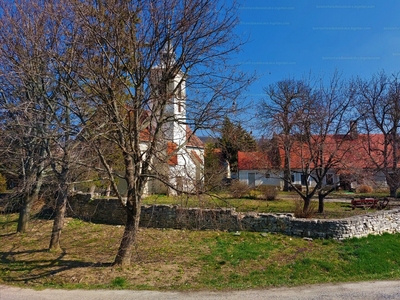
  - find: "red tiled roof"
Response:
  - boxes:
[238,151,272,170]
[190,150,203,165]
[140,127,151,141]
[167,142,178,166]
[139,121,203,150]
[186,126,204,148]
[239,133,399,171]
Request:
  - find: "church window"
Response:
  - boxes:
[178,100,182,112]
[177,83,183,98]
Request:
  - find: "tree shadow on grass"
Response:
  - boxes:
[0,232,17,238]
[0,248,113,283]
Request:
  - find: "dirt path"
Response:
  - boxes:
[1,281,400,300]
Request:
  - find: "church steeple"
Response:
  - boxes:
[160,40,176,67]
[149,41,186,144]
[153,40,186,113]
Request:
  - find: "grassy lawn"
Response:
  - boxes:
[143,193,388,219]
[1,213,400,291]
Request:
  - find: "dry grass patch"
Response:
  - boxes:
[2,213,400,291]
[0,215,212,290]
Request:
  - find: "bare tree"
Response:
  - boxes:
[258,79,312,191]
[0,0,249,263]
[260,74,358,213]
[43,1,91,250]
[0,0,92,246]
[0,0,55,232]
[294,74,358,213]
[355,72,400,197]
[66,0,248,266]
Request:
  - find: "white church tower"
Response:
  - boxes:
[149,42,204,195]
[150,42,186,144]
[165,46,186,147]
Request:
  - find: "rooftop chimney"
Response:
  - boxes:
[350,120,358,139]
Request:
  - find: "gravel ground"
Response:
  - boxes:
[1,281,400,300]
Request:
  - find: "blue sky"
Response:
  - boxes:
[234,0,400,121]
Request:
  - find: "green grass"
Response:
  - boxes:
[143,193,378,219]
[1,213,400,291]
[197,232,400,289]
[330,190,390,198]
[110,277,128,289]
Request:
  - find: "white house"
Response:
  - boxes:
[237,151,283,188]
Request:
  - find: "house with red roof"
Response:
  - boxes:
[237,151,282,188]
[237,131,394,191]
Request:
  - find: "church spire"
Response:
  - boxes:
[160,39,176,67]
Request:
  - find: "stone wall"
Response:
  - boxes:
[67,194,400,240]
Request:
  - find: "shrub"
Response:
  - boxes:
[290,184,303,192]
[229,180,251,198]
[0,173,6,193]
[293,199,316,218]
[374,187,389,194]
[248,189,259,199]
[258,185,279,201]
[358,185,373,194]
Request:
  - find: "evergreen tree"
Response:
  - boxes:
[218,117,257,174]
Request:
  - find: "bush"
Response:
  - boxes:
[357,185,373,194]
[229,180,251,198]
[248,189,258,199]
[293,199,316,218]
[374,187,389,194]
[258,185,279,201]
[0,174,6,193]
[289,184,303,192]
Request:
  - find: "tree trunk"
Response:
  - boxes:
[17,173,43,233]
[106,184,111,197]
[303,197,311,213]
[49,184,68,250]
[283,145,291,192]
[283,169,290,192]
[318,193,324,213]
[113,202,141,266]
[17,195,33,233]
[389,185,397,198]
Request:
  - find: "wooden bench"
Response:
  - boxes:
[351,197,389,210]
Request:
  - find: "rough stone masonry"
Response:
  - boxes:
[67,193,400,240]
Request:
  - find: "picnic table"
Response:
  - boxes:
[351,197,389,210]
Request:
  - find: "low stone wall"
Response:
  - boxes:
[67,194,400,240]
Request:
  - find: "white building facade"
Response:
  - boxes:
[145,52,204,195]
